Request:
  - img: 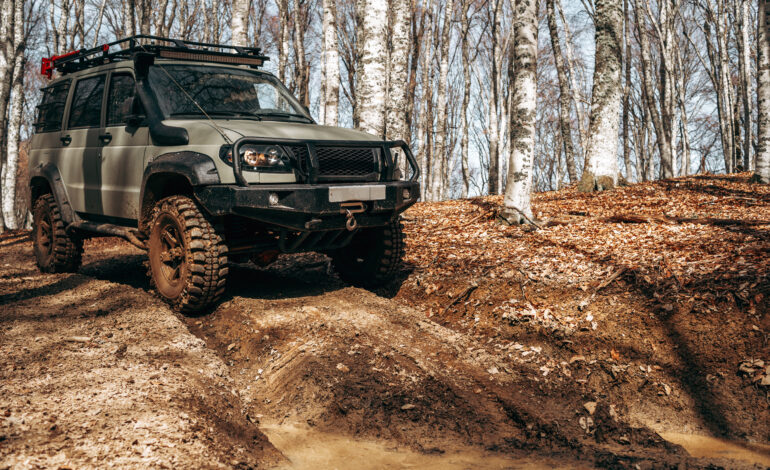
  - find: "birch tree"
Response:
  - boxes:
[546,0,577,183]
[502,0,536,222]
[385,0,411,179]
[231,0,250,45]
[320,0,340,126]
[355,0,388,136]
[755,0,770,184]
[578,0,623,192]
[431,0,454,198]
[459,0,472,197]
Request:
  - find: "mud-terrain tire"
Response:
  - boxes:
[147,195,228,313]
[32,194,83,273]
[328,218,404,287]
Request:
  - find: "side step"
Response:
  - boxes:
[66,221,147,250]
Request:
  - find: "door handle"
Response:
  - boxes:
[99,132,112,144]
[60,135,71,146]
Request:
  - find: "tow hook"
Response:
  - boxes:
[340,202,366,231]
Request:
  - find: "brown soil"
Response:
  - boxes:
[1,174,768,469]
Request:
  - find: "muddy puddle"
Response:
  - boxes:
[662,433,770,467]
[261,422,588,470]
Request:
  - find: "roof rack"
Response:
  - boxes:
[41,35,270,78]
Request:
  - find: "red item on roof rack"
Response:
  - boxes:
[41,50,81,79]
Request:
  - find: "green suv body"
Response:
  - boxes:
[28,36,419,312]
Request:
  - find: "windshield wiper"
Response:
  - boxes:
[255,111,313,123]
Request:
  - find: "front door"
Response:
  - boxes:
[60,74,106,215]
[99,72,148,221]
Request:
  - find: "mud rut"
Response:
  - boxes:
[0,234,764,469]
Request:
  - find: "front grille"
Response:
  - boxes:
[315,146,378,179]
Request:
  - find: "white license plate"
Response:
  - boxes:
[328,185,386,202]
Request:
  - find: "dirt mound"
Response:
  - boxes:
[397,173,770,445]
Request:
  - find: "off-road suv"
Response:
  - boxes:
[29,36,419,312]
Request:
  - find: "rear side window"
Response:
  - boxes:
[69,75,106,128]
[34,80,70,133]
[106,74,136,126]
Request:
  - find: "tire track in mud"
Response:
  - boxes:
[185,255,722,469]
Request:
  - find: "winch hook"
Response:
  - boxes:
[344,209,358,231]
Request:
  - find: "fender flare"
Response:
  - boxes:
[139,151,221,225]
[28,162,76,224]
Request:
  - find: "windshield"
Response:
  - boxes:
[147,64,311,121]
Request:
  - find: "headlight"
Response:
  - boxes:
[220,144,293,173]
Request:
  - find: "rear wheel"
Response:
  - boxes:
[147,195,228,313]
[328,218,404,287]
[32,194,82,273]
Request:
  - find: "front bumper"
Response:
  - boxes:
[195,180,420,231]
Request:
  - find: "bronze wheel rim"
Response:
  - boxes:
[150,213,188,299]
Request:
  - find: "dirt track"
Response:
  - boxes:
[0,202,768,469]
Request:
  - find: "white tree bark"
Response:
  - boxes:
[578,0,622,191]
[556,0,588,162]
[502,0,537,222]
[277,0,290,83]
[755,0,770,183]
[231,0,250,45]
[355,0,388,137]
[385,0,411,176]
[321,0,340,126]
[487,0,503,195]
[2,0,23,229]
[431,0,453,199]
[738,0,752,170]
[3,56,24,230]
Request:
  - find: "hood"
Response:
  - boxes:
[166,119,381,145]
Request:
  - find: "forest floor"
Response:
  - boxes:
[1,173,769,469]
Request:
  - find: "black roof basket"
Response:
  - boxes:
[41,35,270,78]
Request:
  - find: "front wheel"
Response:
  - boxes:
[147,195,228,313]
[328,218,404,287]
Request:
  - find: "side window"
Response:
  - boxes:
[107,74,137,126]
[34,80,71,133]
[69,75,106,128]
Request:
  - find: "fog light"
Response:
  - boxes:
[402,189,411,200]
[268,192,279,205]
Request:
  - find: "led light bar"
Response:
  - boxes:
[159,50,264,66]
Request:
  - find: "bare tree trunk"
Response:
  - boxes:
[578,0,622,192]
[621,0,632,181]
[355,0,388,137]
[459,0,471,197]
[416,0,434,199]
[293,1,309,106]
[675,41,691,176]
[277,0,290,83]
[321,0,340,125]
[737,0,752,170]
[92,0,108,47]
[3,55,24,230]
[546,0,577,183]
[431,0,453,200]
[386,0,411,176]
[231,0,250,45]
[502,0,537,222]
[755,0,770,183]
[2,0,23,229]
[487,0,503,195]
[634,0,671,181]
[556,0,588,162]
